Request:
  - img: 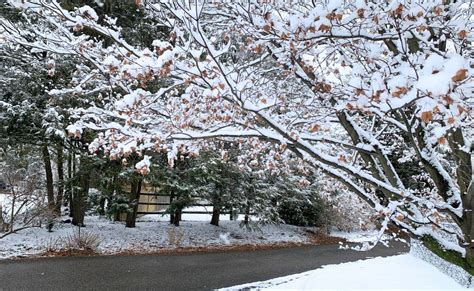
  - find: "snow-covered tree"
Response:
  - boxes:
[149,151,196,226]
[0,146,48,236]
[188,150,241,226]
[1,0,169,225]
[0,3,88,216]
[3,0,474,272]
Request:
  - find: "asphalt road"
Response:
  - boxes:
[0,242,408,291]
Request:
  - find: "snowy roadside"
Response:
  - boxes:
[0,215,319,260]
[330,230,473,288]
[221,254,467,290]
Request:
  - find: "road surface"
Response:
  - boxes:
[0,242,408,290]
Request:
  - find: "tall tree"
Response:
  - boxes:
[3,0,474,273]
[190,151,241,226]
[41,145,55,211]
[56,144,64,214]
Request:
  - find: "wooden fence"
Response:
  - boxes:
[136,192,235,216]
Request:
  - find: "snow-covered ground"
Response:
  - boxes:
[0,215,309,259]
[331,230,385,243]
[222,254,467,290]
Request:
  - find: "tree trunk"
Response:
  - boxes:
[169,191,175,224]
[210,188,221,226]
[114,212,121,222]
[99,197,106,216]
[55,145,64,215]
[71,156,90,226]
[447,129,474,271]
[109,173,119,219]
[66,150,73,217]
[244,204,250,225]
[210,206,220,226]
[462,181,474,271]
[71,174,89,226]
[8,194,15,233]
[125,209,137,227]
[42,145,55,211]
[126,179,142,228]
[0,203,5,232]
[173,208,181,226]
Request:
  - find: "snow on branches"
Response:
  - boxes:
[3,0,474,260]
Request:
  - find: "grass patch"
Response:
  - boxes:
[422,235,474,275]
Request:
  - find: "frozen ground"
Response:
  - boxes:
[222,254,467,290]
[0,215,309,259]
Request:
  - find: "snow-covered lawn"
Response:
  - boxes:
[222,254,467,290]
[0,215,310,259]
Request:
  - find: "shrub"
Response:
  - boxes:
[44,228,101,256]
[106,194,130,220]
[278,196,328,227]
[63,228,101,251]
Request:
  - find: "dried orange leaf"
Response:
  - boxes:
[452,69,468,82]
[434,6,443,16]
[373,15,379,24]
[442,95,454,105]
[392,87,408,98]
[458,30,468,39]
[309,124,321,133]
[416,25,427,32]
[319,24,331,32]
[421,111,433,123]
[262,24,271,32]
[394,4,404,16]
[355,88,364,96]
[323,83,332,92]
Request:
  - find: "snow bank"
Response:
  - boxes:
[410,239,473,288]
[222,254,467,290]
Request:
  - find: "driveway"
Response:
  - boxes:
[0,242,408,290]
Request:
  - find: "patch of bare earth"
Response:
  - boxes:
[305,229,346,245]
[42,248,98,258]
